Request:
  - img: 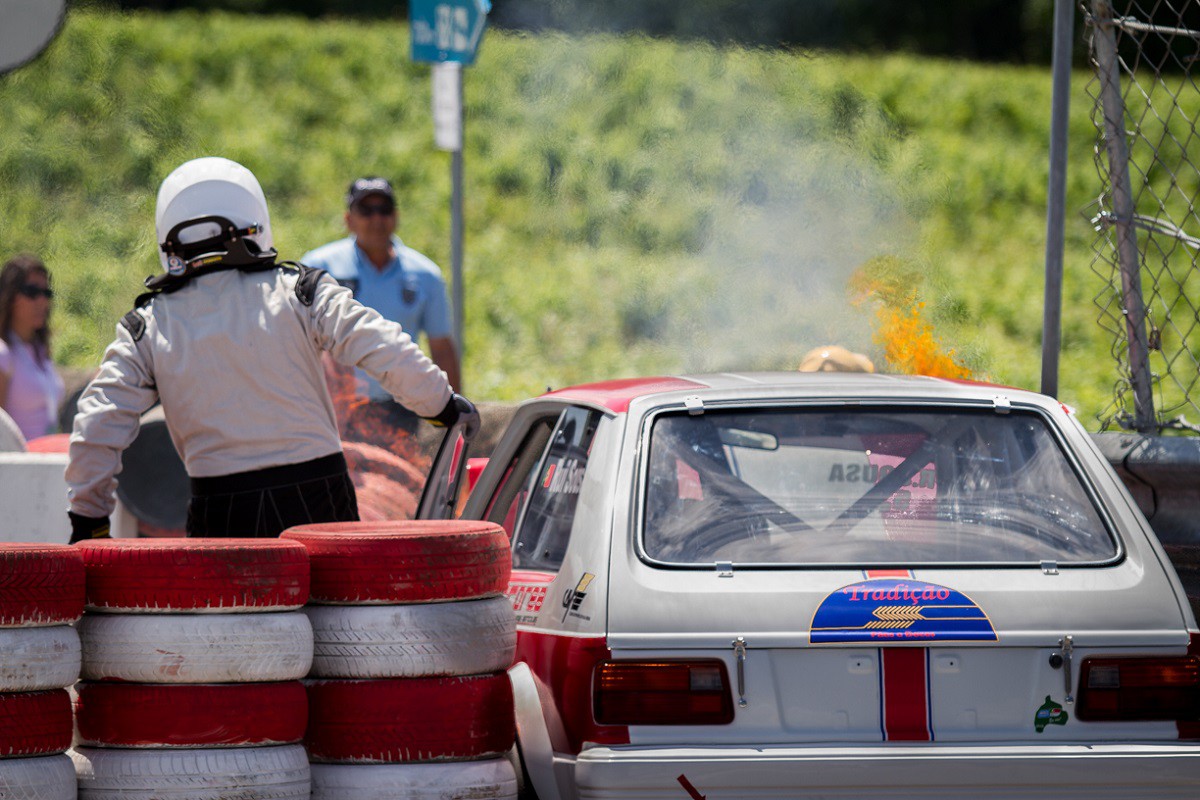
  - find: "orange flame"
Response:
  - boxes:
[849,261,971,380]
[874,301,971,380]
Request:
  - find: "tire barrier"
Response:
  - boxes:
[75,539,309,613]
[1092,432,1200,546]
[282,521,510,604]
[0,544,83,800]
[0,545,85,628]
[288,521,516,799]
[0,691,72,759]
[341,441,423,522]
[22,435,70,454]
[78,612,312,683]
[72,539,315,800]
[74,682,307,748]
[0,753,77,800]
[1093,432,1200,620]
[113,407,189,535]
[0,627,81,692]
[310,759,518,800]
[71,744,311,800]
[305,596,516,679]
[305,675,515,763]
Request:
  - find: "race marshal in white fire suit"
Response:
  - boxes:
[65,157,479,542]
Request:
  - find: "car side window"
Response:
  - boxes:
[511,407,602,571]
[483,415,557,537]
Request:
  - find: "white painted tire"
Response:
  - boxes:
[310,759,517,800]
[78,612,313,683]
[71,744,310,800]
[0,627,80,692]
[305,596,515,678]
[0,754,76,800]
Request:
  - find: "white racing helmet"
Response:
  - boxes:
[154,157,274,273]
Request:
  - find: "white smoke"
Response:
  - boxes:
[666,153,912,372]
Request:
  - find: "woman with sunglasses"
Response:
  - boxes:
[0,254,64,442]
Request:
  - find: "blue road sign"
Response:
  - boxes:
[410,0,491,66]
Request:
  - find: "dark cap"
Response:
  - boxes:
[346,177,395,208]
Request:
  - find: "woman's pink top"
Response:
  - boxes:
[0,333,64,441]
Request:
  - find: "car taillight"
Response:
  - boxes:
[593,659,734,726]
[1077,656,1200,721]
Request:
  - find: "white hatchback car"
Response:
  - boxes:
[421,373,1200,800]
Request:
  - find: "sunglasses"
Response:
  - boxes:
[18,285,53,300]
[354,202,395,218]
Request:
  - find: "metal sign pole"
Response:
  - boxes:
[412,0,489,393]
[451,66,465,373]
[1041,0,1075,399]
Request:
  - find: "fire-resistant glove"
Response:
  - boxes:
[68,512,111,544]
[428,393,482,441]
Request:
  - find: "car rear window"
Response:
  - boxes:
[641,407,1118,566]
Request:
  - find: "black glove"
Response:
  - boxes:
[69,512,111,544]
[428,393,481,441]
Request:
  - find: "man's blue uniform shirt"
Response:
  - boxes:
[301,235,453,401]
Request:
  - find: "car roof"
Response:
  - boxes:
[541,372,1041,414]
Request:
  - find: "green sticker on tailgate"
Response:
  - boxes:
[1035,696,1069,732]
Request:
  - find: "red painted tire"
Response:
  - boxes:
[23,433,71,453]
[0,690,72,757]
[0,545,85,628]
[282,522,510,605]
[76,539,310,613]
[305,674,515,763]
[74,681,308,748]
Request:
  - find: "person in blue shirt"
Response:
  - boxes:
[302,178,461,432]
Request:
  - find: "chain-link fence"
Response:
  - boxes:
[1085,0,1200,434]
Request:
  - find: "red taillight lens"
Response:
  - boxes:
[1077,656,1200,721]
[593,659,735,726]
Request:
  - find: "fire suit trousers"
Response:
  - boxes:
[186,452,359,538]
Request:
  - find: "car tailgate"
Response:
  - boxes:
[605,556,1192,744]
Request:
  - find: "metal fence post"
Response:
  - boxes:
[1091,0,1156,431]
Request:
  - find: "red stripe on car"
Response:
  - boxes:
[880,648,933,741]
[864,570,932,742]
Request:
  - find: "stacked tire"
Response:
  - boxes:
[70,540,313,800]
[0,545,84,800]
[283,521,518,800]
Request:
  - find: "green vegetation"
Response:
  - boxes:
[0,9,1159,425]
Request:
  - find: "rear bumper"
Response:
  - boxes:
[574,742,1200,799]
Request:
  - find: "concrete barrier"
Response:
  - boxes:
[0,452,137,543]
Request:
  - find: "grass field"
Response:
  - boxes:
[0,9,1177,427]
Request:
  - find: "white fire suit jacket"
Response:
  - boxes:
[66,267,453,518]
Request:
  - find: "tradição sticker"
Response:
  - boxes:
[810,578,996,643]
